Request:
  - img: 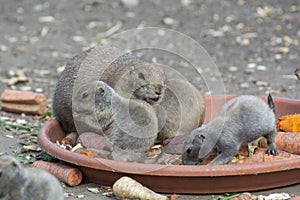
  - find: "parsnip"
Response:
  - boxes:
[113,176,169,200]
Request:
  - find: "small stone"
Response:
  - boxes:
[256,65,267,71]
[87,187,100,194]
[64,193,74,197]
[16,7,24,14]
[245,68,255,74]
[38,16,55,23]
[40,26,49,37]
[72,35,85,42]
[57,65,66,75]
[86,21,103,29]
[240,82,250,89]
[120,0,139,8]
[0,45,8,51]
[228,66,238,72]
[163,17,178,26]
[35,88,44,93]
[19,86,32,91]
[255,81,269,87]
[76,194,84,199]
[247,63,257,69]
[274,54,282,60]
[15,45,27,53]
[181,0,192,6]
[18,26,26,32]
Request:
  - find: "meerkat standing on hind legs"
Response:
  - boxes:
[182,94,278,165]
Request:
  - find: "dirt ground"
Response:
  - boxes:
[0,0,299,199]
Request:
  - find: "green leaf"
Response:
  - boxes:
[0,119,32,131]
[39,111,52,120]
[17,154,36,164]
[39,151,59,162]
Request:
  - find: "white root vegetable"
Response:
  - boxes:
[113,176,169,200]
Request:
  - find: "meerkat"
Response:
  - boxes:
[154,79,205,141]
[182,95,278,165]
[0,155,64,200]
[72,81,158,162]
[53,45,165,133]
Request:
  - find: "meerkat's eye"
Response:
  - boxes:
[82,92,89,99]
[0,170,2,177]
[186,147,193,154]
[138,72,145,80]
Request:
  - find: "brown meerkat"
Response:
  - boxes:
[72,81,158,162]
[182,95,278,165]
[154,79,205,141]
[53,45,165,134]
[0,155,64,200]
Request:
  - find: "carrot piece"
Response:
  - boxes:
[259,132,300,155]
[0,90,48,115]
[81,151,94,157]
[0,89,46,104]
[32,161,82,186]
[61,132,79,146]
[276,114,300,132]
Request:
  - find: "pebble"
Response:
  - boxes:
[228,66,238,72]
[274,54,282,60]
[76,194,85,199]
[38,16,55,23]
[0,45,8,51]
[15,45,27,53]
[40,26,49,37]
[247,63,257,69]
[240,82,250,89]
[35,88,44,93]
[255,81,269,87]
[256,65,267,71]
[245,68,255,74]
[163,17,178,26]
[56,65,66,75]
[120,0,139,8]
[72,35,85,42]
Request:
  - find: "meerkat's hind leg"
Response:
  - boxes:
[207,146,239,165]
[265,131,278,156]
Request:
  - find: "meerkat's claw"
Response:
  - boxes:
[266,147,279,156]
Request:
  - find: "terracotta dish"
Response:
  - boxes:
[38,95,300,194]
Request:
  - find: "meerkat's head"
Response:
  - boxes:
[182,128,207,165]
[0,156,23,191]
[73,81,116,113]
[115,63,166,105]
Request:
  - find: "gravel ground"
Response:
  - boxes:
[0,0,299,199]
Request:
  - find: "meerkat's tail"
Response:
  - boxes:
[268,93,275,114]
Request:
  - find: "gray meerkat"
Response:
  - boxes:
[0,155,64,200]
[53,45,165,134]
[73,81,158,162]
[182,95,278,165]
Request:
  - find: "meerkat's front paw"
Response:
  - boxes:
[266,146,278,156]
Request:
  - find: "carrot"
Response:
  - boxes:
[0,89,48,115]
[80,151,94,157]
[113,176,168,200]
[61,132,79,146]
[0,89,46,104]
[32,161,82,186]
[259,132,300,155]
[277,114,300,132]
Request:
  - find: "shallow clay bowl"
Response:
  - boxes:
[38,95,300,194]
